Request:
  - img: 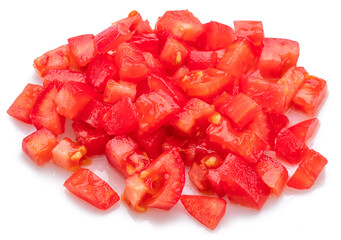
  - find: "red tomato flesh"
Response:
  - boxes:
[288,118,319,143]
[68,34,97,67]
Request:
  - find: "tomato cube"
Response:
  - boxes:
[233,21,264,47]
[246,111,271,147]
[130,33,159,56]
[187,49,225,70]
[116,10,143,32]
[135,20,153,34]
[103,79,136,104]
[78,99,112,129]
[160,36,189,72]
[266,111,289,149]
[288,118,319,143]
[204,21,236,50]
[68,34,97,67]
[43,69,87,87]
[135,127,166,159]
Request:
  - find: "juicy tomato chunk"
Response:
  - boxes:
[44,69,87,87]
[78,99,112,129]
[160,36,189,72]
[135,90,180,135]
[142,52,165,73]
[115,42,149,82]
[246,111,271,147]
[187,49,225,70]
[255,155,288,196]
[52,137,87,171]
[293,75,327,115]
[7,84,43,124]
[287,149,327,189]
[288,118,319,143]
[64,168,120,210]
[135,127,166,159]
[103,79,136,104]
[22,128,58,166]
[155,10,204,42]
[258,38,299,79]
[136,20,153,35]
[130,33,159,56]
[101,97,138,135]
[68,34,97,67]
[105,136,150,178]
[180,195,226,230]
[123,148,185,212]
[233,21,264,47]
[204,21,236,50]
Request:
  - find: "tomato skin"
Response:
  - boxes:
[103,79,136,104]
[233,21,264,47]
[78,99,112,129]
[64,168,120,210]
[180,195,226,230]
[160,36,189,72]
[288,118,319,143]
[287,149,327,189]
[44,69,87,87]
[204,21,236,50]
[22,128,59,166]
[7,84,43,124]
[130,33,159,56]
[68,34,97,67]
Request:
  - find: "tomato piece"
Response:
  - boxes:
[55,82,100,120]
[7,83,43,124]
[43,69,86,87]
[101,97,138,135]
[123,148,185,211]
[255,155,288,196]
[105,136,150,178]
[180,195,226,230]
[266,111,289,149]
[135,127,166,159]
[187,49,225,70]
[155,10,204,42]
[68,34,97,67]
[94,23,132,53]
[64,168,120,210]
[293,75,327,115]
[86,54,118,92]
[52,137,87,171]
[78,99,112,129]
[72,121,109,156]
[204,21,236,50]
[103,79,136,104]
[233,21,264,47]
[288,118,319,143]
[287,149,327,189]
[22,128,58,166]
[130,33,159,56]
[135,90,180,135]
[30,81,65,135]
[246,111,271,147]
[116,10,143,32]
[258,38,299,79]
[115,42,149,82]
[135,20,153,35]
[142,52,165,74]
[208,153,270,210]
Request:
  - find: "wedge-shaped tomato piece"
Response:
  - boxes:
[7,84,43,124]
[216,39,256,79]
[287,149,327,189]
[64,168,120,210]
[288,118,319,143]
[52,137,87,171]
[55,81,100,120]
[94,22,132,54]
[101,97,138,135]
[155,10,204,42]
[136,20,153,35]
[180,195,226,230]
[86,54,118,92]
[204,21,236,50]
[255,155,288,196]
[135,127,166,159]
[207,119,267,163]
[246,111,270,147]
[275,129,308,164]
[30,81,65,135]
[130,33,159,56]
[293,75,327,115]
[258,38,299,79]
[105,136,150,178]
[135,90,180,135]
[209,153,270,210]
[170,98,216,135]
[142,52,165,74]
[188,49,225,70]
[160,36,189,72]
[68,34,96,67]
[115,42,149,82]
[123,148,185,212]
[43,69,87,87]
[72,121,109,156]
[22,128,58,166]
[233,21,264,47]
[115,10,143,31]
[103,79,136,104]
[78,99,112,129]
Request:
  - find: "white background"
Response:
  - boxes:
[0,0,340,239]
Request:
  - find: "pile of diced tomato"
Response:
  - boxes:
[7,10,328,230]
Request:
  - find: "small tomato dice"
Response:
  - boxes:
[116,10,143,32]
[288,118,319,143]
[187,49,225,70]
[135,20,153,35]
[246,111,271,147]
[160,36,189,72]
[78,99,112,129]
[130,33,159,56]
[103,79,136,104]
[233,21,264,47]
[64,168,120,210]
[22,128,58,166]
[68,34,97,67]
[266,111,289,149]
[43,69,87,87]
[204,21,236,50]
[135,127,166,159]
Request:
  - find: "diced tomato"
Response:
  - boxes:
[7,84,43,124]
[212,92,233,111]
[155,10,204,42]
[258,38,299,79]
[246,111,270,147]
[30,81,65,135]
[135,90,180,135]
[22,128,58,166]
[44,69,87,87]
[55,82,100,120]
[52,137,87,171]
[180,195,226,230]
[288,118,319,143]
[142,52,165,74]
[103,79,136,104]
[116,10,143,32]
[72,121,109,156]
[204,21,236,50]
[255,155,288,196]
[64,168,120,210]
[160,36,189,72]
[115,42,149,82]
[287,149,327,189]
[135,20,153,35]
[105,136,150,178]
[293,75,327,115]
[101,97,138,135]
[123,148,185,212]
[78,99,112,129]
[266,111,289,149]
[68,34,97,67]
[233,21,264,47]
[130,33,159,56]
[187,49,225,70]
[135,127,166,159]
